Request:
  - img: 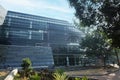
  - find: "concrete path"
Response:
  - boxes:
[76,69,120,80]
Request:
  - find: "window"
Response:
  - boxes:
[10,17,30,28]
[9,30,29,39]
[32,21,47,30]
[48,23,66,31]
[49,31,67,43]
[31,30,44,40]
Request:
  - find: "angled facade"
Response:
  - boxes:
[0,10,84,67]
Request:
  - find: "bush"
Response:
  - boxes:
[54,69,64,75]
[81,76,88,80]
[29,73,40,80]
[21,58,33,78]
[69,76,88,80]
[14,73,20,80]
[53,69,68,80]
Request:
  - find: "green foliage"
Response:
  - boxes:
[75,77,81,80]
[14,73,20,80]
[68,0,120,48]
[21,58,32,70]
[81,76,88,80]
[29,73,40,80]
[80,31,112,58]
[80,30,114,66]
[55,69,65,75]
[53,69,68,80]
[75,76,88,80]
[21,58,33,78]
[53,73,68,80]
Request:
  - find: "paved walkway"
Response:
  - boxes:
[76,69,120,80]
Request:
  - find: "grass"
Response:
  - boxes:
[0,70,9,80]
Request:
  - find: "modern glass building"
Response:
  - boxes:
[0,10,84,67]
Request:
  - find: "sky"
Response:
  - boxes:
[0,0,75,23]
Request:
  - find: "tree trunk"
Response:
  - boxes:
[115,49,119,66]
[103,56,106,67]
[97,58,104,67]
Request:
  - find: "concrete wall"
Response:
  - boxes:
[0,5,7,25]
[0,45,54,68]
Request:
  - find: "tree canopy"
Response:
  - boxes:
[80,30,112,58]
[80,30,115,66]
[68,0,120,48]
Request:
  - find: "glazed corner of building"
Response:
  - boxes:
[0,5,73,27]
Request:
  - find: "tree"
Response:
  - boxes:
[21,58,33,78]
[68,0,120,48]
[80,30,113,66]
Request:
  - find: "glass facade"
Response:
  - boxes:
[0,11,84,67]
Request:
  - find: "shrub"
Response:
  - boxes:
[14,73,20,80]
[69,76,88,80]
[53,69,68,80]
[29,73,40,80]
[81,76,88,80]
[75,77,81,80]
[55,69,64,75]
[21,58,33,78]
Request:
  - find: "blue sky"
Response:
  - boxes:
[0,0,75,23]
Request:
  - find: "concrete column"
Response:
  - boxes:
[66,56,69,66]
[29,31,32,39]
[30,21,32,28]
